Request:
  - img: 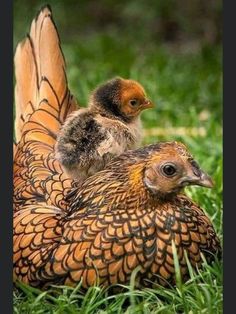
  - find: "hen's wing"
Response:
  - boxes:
[13,205,64,286]
[13,201,157,288]
[13,192,220,288]
[14,6,78,212]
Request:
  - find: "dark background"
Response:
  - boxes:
[14,0,221,48]
[13,0,222,128]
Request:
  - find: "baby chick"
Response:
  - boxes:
[55,77,154,181]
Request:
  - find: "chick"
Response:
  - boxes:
[55,77,154,182]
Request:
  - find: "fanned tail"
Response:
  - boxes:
[13,6,77,213]
[14,5,78,148]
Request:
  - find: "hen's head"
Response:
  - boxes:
[90,77,154,121]
[127,141,213,198]
[69,141,213,212]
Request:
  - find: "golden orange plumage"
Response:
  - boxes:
[13,6,221,290]
[13,5,77,213]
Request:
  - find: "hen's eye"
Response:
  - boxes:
[129,99,138,106]
[162,164,177,177]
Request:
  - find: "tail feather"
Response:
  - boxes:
[14,5,78,146]
[30,6,67,106]
[14,6,77,213]
[14,37,38,141]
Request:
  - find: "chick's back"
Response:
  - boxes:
[55,109,140,181]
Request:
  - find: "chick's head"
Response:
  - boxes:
[127,141,213,198]
[119,78,154,118]
[90,77,154,121]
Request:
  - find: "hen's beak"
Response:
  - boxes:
[196,171,214,188]
[142,99,155,109]
[180,170,214,189]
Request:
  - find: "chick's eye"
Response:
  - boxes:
[129,99,138,106]
[162,164,177,177]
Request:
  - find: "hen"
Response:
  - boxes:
[13,6,221,289]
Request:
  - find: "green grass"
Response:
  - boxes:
[14,256,222,313]
[13,10,222,314]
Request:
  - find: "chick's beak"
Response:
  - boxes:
[142,99,155,109]
[180,169,214,189]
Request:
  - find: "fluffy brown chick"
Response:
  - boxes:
[55,77,154,182]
